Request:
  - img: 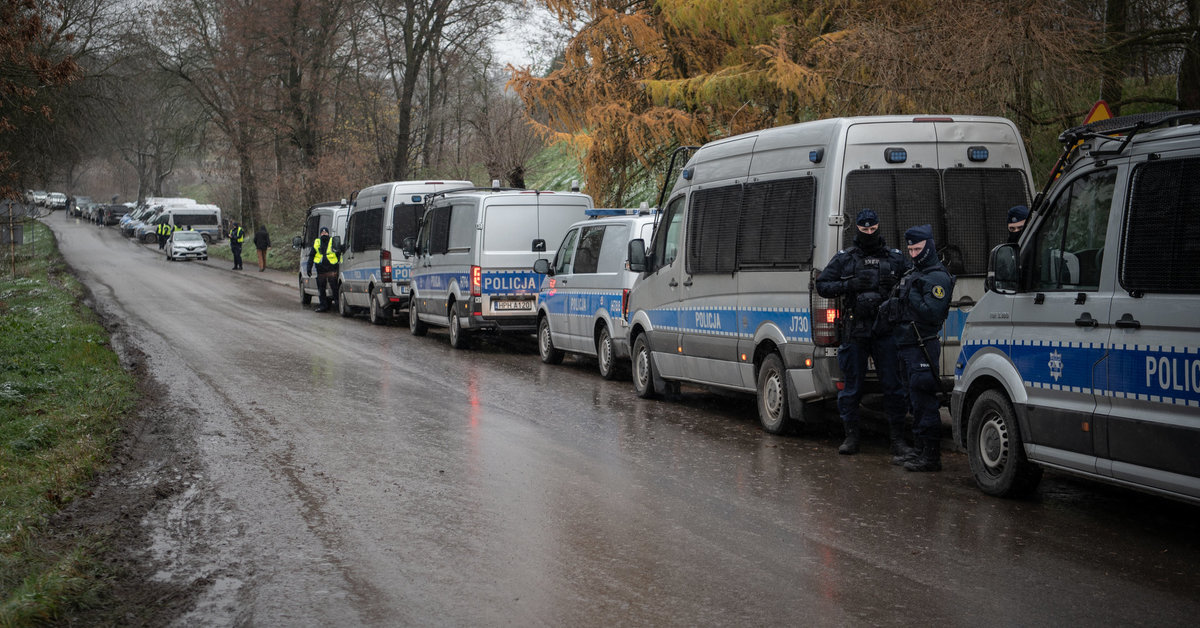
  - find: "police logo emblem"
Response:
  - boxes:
[932,285,946,299]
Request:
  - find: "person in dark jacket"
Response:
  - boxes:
[878,224,955,472]
[816,209,911,456]
[253,225,271,272]
[306,227,340,312]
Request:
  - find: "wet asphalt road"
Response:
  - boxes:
[48,218,1200,626]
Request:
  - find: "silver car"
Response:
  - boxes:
[166,231,208,261]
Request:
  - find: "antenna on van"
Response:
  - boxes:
[570,180,580,192]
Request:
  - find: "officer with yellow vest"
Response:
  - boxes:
[306,226,340,312]
[229,220,246,270]
[156,220,170,250]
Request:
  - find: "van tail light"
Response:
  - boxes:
[810,270,841,347]
[380,249,392,283]
[471,265,482,297]
[621,288,630,320]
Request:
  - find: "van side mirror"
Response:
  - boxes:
[291,236,303,249]
[628,239,647,273]
[987,243,1019,293]
[402,236,416,257]
[332,235,345,253]
[532,238,546,252]
[533,258,552,275]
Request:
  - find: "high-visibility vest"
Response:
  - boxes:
[312,237,339,265]
[230,226,244,243]
[157,223,169,236]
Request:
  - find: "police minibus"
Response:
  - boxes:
[625,115,1034,434]
[292,200,350,306]
[533,205,658,379]
[954,110,1200,505]
[407,184,593,349]
[339,180,472,324]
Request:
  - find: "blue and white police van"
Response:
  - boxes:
[407,184,593,349]
[533,205,658,379]
[954,110,1200,505]
[292,200,350,306]
[624,115,1035,434]
[339,180,472,324]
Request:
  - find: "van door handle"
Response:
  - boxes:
[683,278,693,287]
[668,279,678,287]
[1115,313,1141,329]
[1074,312,1098,328]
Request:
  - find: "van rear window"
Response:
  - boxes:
[351,207,383,252]
[172,213,217,226]
[483,204,537,252]
[391,204,423,248]
[1122,158,1200,293]
[686,176,816,274]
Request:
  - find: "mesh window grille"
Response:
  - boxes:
[429,207,452,255]
[944,169,1030,275]
[739,178,815,268]
[687,184,743,274]
[1123,158,1200,293]
[844,169,943,258]
[391,205,423,248]
[354,207,383,251]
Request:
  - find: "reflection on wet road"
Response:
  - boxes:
[50,219,1200,626]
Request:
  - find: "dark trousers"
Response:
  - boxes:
[157,234,167,249]
[898,339,942,441]
[837,334,906,426]
[316,272,339,309]
[231,244,243,268]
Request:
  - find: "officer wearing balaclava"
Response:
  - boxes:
[815,209,911,457]
[1007,205,1029,244]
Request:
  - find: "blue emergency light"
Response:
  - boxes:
[809,148,824,163]
[884,147,908,164]
[412,195,423,203]
[967,146,989,162]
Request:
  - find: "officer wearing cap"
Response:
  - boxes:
[307,226,341,312]
[816,209,911,456]
[1007,205,1029,244]
[878,224,955,472]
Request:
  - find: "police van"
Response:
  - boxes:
[953,110,1200,505]
[292,200,350,306]
[533,205,658,379]
[624,115,1034,433]
[407,185,593,349]
[156,204,223,243]
[339,180,472,324]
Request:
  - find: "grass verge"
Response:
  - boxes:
[204,224,300,271]
[0,221,138,624]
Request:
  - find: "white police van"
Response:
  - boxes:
[152,204,223,243]
[407,185,592,349]
[533,205,658,379]
[339,180,472,324]
[953,110,1200,505]
[292,200,350,306]
[625,115,1034,433]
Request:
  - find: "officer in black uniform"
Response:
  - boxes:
[816,209,911,456]
[1007,205,1029,243]
[229,220,246,270]
[879,224,955,472]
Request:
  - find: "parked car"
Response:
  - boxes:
[30,190,48,206]
[102,204,132,226]
[533,206,658,379]
[165,230,208,261]
[72,196,92,217]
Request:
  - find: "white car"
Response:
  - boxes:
[45,192,68,210]
[166,231,208,261]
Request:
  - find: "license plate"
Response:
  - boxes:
[493,299,533,311]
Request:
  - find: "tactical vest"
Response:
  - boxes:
[313,237,339,265]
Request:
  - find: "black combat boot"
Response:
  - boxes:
[838,422,860,455]
[888,423,913,458]
[904,438,942,472]
[891,440,923,466]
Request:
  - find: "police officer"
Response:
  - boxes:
[307,227,340,312]
[1007,205,1029,243]
[229,220,246,270]
[157,220,170,250]
[879,224,955,472]
[816,209,911,456]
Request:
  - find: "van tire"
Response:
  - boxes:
[201,234,212,244]
[409,299,427,336]
[369,293,385,325]
[448,308,470,350]
[596,326,618,380]
[338,288,353,318]
[756,353,793,434]
[300,279,312,305]
[632,334,657,399]
[967,389,1043,497]
[538,316,564,364]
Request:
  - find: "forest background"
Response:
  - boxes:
[2,0,1198,227]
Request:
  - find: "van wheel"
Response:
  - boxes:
[409,299,427,336]
[632,334,657,399]
[967,389,1043,497]
[756,353,794,434]
[538,316,564,364]
[338,287,353,318]
[201,233,212,244]
[596,326,618,380]
[300,279,312,305]
[369,293,385,325]
[448,308,471,349]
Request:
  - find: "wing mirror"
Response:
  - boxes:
[533,258,552,275]
[627,239,647,273]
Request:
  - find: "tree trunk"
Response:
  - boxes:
[1180,0,1200,109]
[1101,0,1128,114]
[234,133,260,226]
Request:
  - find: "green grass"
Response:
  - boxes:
[203,226,301,271]
[0,221,138,624]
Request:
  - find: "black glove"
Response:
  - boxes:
[851,271,874,292]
